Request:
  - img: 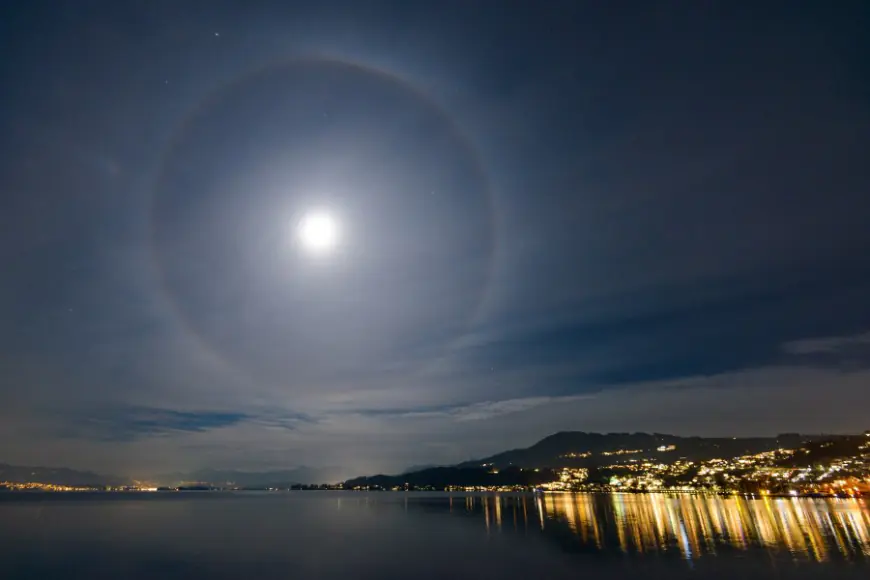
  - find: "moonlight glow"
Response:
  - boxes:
[298,211,339,253]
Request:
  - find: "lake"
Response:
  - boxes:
[1,492,868,579]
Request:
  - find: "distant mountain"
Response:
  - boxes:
[154,466,345,487]
[0,463,129,487]
[456,431,819,469]
[344,431,829,488]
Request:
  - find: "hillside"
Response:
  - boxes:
[344,431,833,489]
[457,431,817,469]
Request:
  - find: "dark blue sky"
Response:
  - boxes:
[1,1,869,477]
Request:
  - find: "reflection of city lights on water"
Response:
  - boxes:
[460,494,870,562]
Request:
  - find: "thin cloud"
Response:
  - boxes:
[782,332,870,355]
[62,407,249,442]
[362,394,595,422]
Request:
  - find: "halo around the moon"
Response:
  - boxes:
[150,58,496,386]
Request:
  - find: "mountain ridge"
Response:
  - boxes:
[348,431,831,487]
[455,431,822,470]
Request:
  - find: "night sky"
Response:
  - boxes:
[2,1,870,478]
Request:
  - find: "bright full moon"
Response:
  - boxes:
[298,210,339,253]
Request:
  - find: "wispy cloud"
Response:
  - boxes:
[66,407,250,442]
[447,395,595,421]
[354,394,595,422]
[250,411,318,431]
[782,332,870,355]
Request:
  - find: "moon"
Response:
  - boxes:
[298,210,339,253]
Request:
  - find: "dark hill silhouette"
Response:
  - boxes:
[456,431,818,469]
[345,431,832,488]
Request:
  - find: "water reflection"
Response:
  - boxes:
[2,492,868,578]
[463,494,870,562]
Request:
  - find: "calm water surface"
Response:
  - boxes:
[1,492,868,579]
